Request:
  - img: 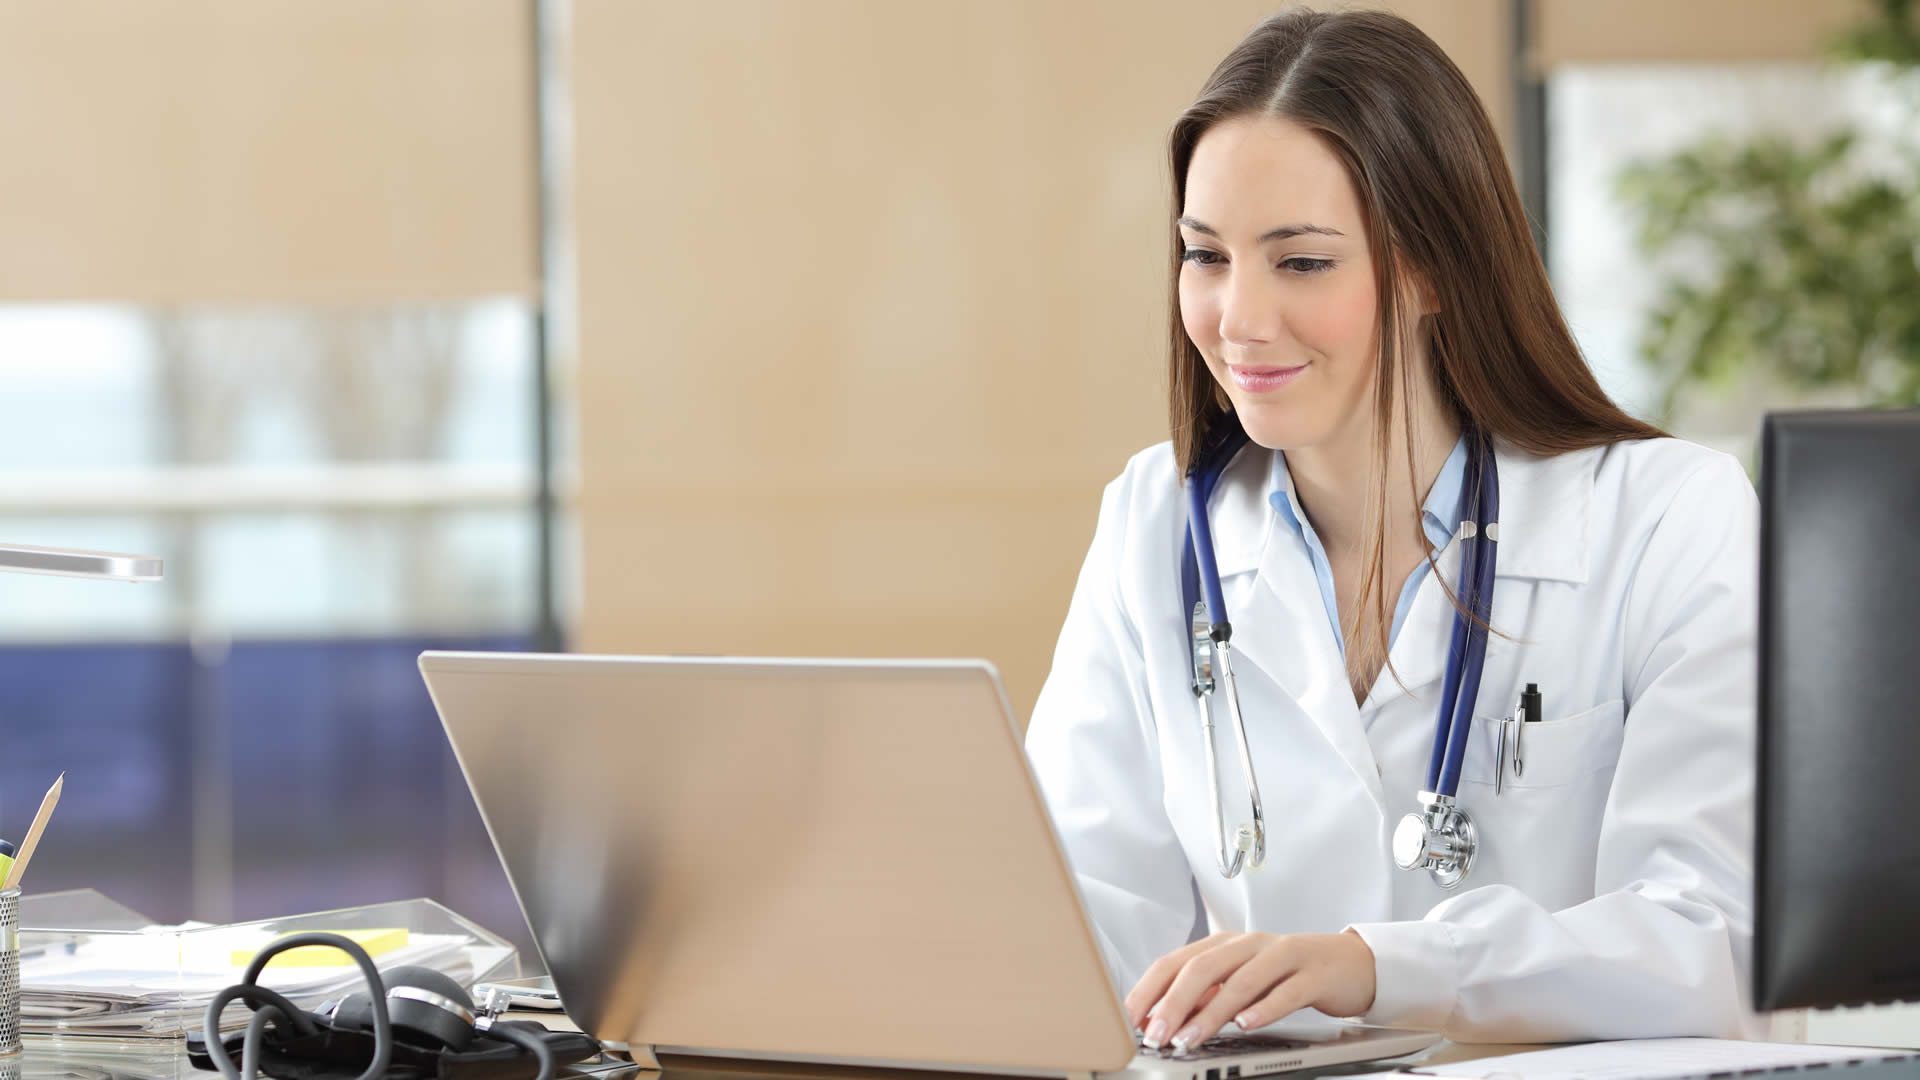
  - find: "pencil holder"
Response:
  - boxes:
[0,887,18,1055]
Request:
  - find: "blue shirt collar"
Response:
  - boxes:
[1268,434,1469,554]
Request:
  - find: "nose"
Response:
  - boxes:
[1217,264,1281,348]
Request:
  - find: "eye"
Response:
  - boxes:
[1180,247,1224,267]
[1280,257,1334,275]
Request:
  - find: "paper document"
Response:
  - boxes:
[20,928,512,1035]
[1384,1039,1915,1080]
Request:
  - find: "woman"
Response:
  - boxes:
[1024,8,1758,1050]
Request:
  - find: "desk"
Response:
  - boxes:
[4,1033,1537,1080]
[9,1035,644,1080]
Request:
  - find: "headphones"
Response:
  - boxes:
[202,933,560,1080]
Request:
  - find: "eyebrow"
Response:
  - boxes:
[1177,217,1344,242]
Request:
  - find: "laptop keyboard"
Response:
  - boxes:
[1135,1033,1313,1061]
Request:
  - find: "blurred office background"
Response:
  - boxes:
[0,0,1911,1029]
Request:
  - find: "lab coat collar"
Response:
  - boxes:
[1207,436,1594,587]
[1204,444,1382,812]
[1363,439,1596,709]
[1487,438,1592,586]
[1201,441,1279,580]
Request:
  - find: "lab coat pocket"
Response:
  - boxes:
[1458,699,1625,909]
[1462,698,1626,789]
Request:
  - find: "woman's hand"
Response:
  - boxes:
[1125,931,1378,1050]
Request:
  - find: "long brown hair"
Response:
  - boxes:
[1168,8,1663,689]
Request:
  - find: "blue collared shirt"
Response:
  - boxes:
[1268,435,1469,659]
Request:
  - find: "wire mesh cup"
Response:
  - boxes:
[0,888,18,1055]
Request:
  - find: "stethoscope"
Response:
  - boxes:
[1180,430,1500,888]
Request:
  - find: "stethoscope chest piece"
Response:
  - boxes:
[1392,791,1477,889]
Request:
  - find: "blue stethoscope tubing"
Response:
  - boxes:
[1428,434,1499,797]
[1181,438,1265,877]
[1180,430,1500,884]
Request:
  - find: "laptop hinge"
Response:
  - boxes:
[600,1042,661,1070]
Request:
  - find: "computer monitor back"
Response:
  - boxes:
[1757,408,1920,1009]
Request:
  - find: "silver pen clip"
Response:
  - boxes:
[1495,714,1510,796]
[1512,710,1526,778]
[1500,691,1533,795]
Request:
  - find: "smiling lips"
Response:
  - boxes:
[1227,363,1308,393]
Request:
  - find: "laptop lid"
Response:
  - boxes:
[419,652,1137,1074]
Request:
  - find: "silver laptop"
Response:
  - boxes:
[419,652,1440,1079]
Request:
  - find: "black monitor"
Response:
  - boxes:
[1756,407,1920,1010]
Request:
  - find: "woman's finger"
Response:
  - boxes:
[1142,936,1263,1047]
[1125,933,1236,1030]
[1169,940,1302,1049]
[1231,968,1320,1034]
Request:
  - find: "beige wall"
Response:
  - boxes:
[0,0,537,303]
[571,2,1509,722]
[1535,0,1869,67]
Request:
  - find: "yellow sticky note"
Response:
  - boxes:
[234,928,410,969]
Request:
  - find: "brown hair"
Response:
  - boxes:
[1168,7,1663,691]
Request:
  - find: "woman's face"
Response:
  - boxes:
[1178,113,1384,452]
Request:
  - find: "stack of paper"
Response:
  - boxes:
[21,928,513,1036]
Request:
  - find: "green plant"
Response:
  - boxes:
[1833,0,1920,63]
[1616,0,1920,418]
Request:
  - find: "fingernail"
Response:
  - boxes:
[1235,1011,1257,1030]
[1171,1025,1200,1050]
[1143,1018,1169,1048]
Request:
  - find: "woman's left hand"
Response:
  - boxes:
[1125,931,1378,1050]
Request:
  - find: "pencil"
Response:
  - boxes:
[4,773,64,891]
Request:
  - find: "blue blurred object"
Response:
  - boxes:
[0,635,535,965]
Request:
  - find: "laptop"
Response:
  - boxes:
[419,652,1440,1079]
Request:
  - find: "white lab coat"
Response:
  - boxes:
[1025,435,1760,1042]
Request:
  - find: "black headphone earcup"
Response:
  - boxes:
[383,965,478,1051]
[329,992,375,1032]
